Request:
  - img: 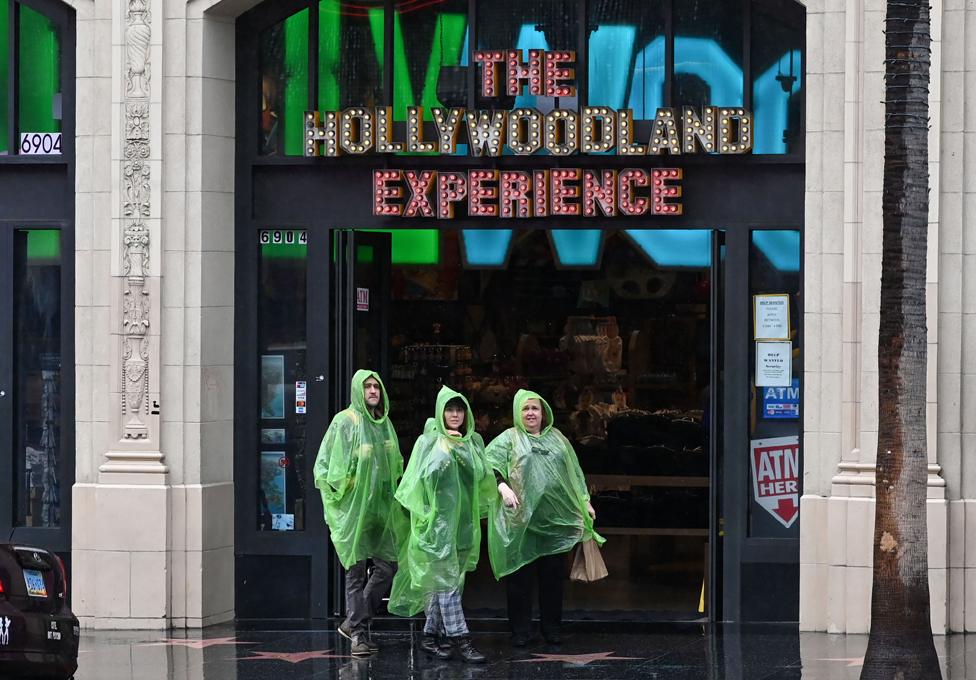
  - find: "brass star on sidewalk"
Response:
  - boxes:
[143,637,258,649]
[514,651,641,666]
[241,649,352,664]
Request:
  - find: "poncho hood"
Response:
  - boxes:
[513,389,554,437]
[433,385,475,441]
[350,369,389,424]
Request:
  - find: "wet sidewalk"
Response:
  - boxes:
[74,621,970,679]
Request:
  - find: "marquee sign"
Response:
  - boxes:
[302,49,755,219]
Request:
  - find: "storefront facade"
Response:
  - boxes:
[0,0,969,633]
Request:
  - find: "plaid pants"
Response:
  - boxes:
[423,590,469,637]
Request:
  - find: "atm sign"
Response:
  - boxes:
[750,436,800,528]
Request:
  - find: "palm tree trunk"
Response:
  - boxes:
[860,1,940,678]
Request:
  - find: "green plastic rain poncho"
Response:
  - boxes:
[485,389,605,579]
[387,386,493,616]
[314,370,408,569]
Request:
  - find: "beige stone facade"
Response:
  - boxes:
[57,0,970,630]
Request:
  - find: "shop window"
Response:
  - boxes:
[257,231,309,531]
[318,0,383,112]
[748,229,801,537]
[673,0,744,111]
[392,0,467,122]
[13,229,62,528]
[381,229,714,616]
[259,9,309,156]
[475,0,578,110]
[751,0,803,154]
[0,0,63,155]
[587,2,666,116]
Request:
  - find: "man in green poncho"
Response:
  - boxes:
[314,370,408,657]
[388,386,492,664]
[486,389,604,647]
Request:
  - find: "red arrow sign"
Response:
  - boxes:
[773,497,798,524]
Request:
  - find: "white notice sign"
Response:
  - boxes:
[753,294,791,340]
[756,341,792,387]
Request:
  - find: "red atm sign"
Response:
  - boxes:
[750,436,800,528]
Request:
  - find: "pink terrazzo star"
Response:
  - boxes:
[514,651,642,666]
[241,649,352,664]
[143,637,258,649]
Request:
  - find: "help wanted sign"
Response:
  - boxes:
[750,436,800,528]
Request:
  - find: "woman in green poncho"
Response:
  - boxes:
[388,386,492,664]
[486,389,604,647]
[314,370,408,657]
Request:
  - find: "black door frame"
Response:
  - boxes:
[0,0,75,564]
[235,0,805,622]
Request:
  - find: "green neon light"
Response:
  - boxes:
[318,0,340,110]
[418,14,467,113]
[362,229,439,265]
[262,243,308,260]
[283,9,309,156]
[19,4,60,135]
[26,230,60,262]
[0,0,8,153]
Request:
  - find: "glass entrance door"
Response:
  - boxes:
[0,225,70,558]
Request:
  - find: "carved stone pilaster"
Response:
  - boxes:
[101,0,165,475]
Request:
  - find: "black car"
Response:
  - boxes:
[0,544,79,679]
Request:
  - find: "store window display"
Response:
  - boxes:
[380,229,713,618]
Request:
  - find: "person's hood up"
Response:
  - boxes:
[433,385,475,441]
[349,369,389,424]
[513,389,554,437]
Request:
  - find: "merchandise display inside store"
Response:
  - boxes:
[383,229,711,616]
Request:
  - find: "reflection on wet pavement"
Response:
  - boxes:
[73,621,968,679]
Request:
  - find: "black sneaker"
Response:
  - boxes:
[451,636,487,664]
[543,632,562,645]
[511,633,530,647]
[350,632,372,657]
[420,634,453,660]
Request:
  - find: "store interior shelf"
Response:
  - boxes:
[595,527,709,537]
[586,474,710,488]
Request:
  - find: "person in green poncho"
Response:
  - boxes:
[314,370,408,657]
[486,389,604,647]
[388,386,492,664]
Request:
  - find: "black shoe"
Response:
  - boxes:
[421,634,453,660]
[543,632,562,645]
[452,636,487,664]
[511,633,530,648]
[350,632,372,657]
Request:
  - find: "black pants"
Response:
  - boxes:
[344,558,396,633]
[504,552,567,637]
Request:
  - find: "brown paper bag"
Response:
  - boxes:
[569,539,608,582]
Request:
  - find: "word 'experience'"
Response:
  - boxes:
[373,168,683,219]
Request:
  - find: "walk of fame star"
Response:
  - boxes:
[142,637,258,649]
[514,651,642,666]
[241,649,352,664]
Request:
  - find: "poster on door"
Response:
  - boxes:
[750,436,800,528]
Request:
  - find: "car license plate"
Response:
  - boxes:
[24,570,48,598]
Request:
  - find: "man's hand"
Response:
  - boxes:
[586,501,596,521]
[498,482,520,509]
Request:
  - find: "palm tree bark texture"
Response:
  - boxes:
[861,2,941,679]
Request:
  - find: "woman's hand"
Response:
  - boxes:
[498,482,520,509]
[446,429,463,437]
[586,501,596,521]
